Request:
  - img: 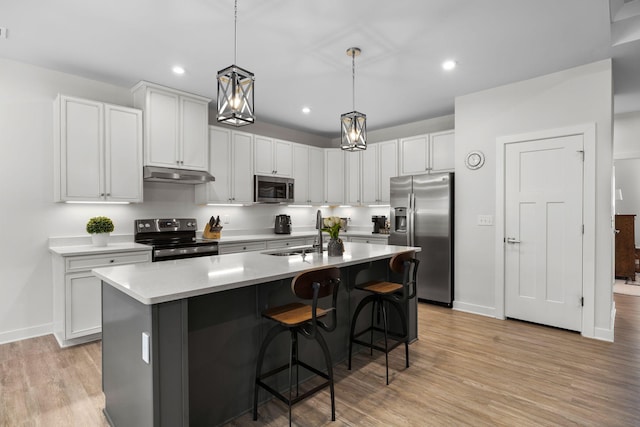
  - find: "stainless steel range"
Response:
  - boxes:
[134,218,219,262]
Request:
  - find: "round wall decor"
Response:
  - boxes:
[465,150,485,170]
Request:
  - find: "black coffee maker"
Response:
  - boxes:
[372,215,386,234]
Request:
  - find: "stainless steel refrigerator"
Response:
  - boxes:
[389,173,454,306]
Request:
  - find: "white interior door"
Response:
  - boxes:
[504,134,583,331]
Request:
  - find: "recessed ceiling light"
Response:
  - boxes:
[442,60,457,71]
[302,107,311,114]
[172,66,185,75]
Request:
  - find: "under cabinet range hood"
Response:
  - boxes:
[143,166,215,184]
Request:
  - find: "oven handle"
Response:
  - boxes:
[154,244,219,261]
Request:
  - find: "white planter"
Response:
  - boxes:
[91,233,110,247]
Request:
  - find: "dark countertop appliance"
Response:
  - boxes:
[134,218,219,261]
[372,215,386,234]
[274,214,292,234]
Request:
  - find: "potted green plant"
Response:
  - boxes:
[322,216,344,256]
[86,216,114,247]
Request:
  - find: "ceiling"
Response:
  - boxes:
[2,0,640,138]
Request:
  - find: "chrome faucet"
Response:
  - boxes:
[314,209,323,253]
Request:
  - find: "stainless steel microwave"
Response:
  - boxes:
[254,175,294,203]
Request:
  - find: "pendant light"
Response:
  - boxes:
[340,47,366,151]
[217,0,255,126]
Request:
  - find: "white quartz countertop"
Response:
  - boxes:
[49,242,152,256]
[93,242,418,305]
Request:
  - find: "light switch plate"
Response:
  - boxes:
[142,332,150,364]
[477,215,494,226]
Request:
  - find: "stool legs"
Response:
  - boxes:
[348,294,409,384]
[254,325,335,424]
[253,324,286,421]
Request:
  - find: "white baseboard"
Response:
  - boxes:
[452,301,496,318]
[0,323,52,345]
[589,303,616,342]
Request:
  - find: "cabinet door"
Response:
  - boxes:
[231,131,254,203]
[399,135,429,175]
[345,151,361,205]
[308,147,325,204]
[254,136,274,175]
[59,96,104,201]
[292,144,310,203]
[180,97,209,171]
[65,272,102,339]
[105,105,143,202]
[378,140,398,203]
[195,127,231,203]
[324,149,345,205]
[361,144,378,204]
[430,130,455,172]
[274,140,293,177]
[145,88,180,168]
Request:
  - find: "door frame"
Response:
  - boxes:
[495,123,596,337]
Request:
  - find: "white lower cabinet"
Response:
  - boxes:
[266,238,307,249]
[218,241,267,254]
[348,236,388,245]
[52,250,151,347]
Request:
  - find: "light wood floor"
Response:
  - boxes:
[2,294,639,426]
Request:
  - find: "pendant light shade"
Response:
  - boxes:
[217,0,255,126]
[341,47,366,151]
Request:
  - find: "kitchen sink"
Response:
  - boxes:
[264,246,316,256]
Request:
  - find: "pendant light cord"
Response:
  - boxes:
[234,0,238,65]
[351,51,356,111]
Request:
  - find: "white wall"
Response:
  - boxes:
[613,111,640,159]
[454,59,614,338]
[0,58,376,344]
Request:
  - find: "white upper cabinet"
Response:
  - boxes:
[231,131,254,203]
[195,127,253,204]
[54,95,142,202]
[399,134,429,175]
[345,151,362,206]
[399,130,454,175]
[308,146,325,204]
[293,143,324,204]
[324,149,345,205]
[377,139,398,203]
[360,146,377,204]
[132,81,210,171]
[254,136,292,177]
[429,130,455,172]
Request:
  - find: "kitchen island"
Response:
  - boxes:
[93,242,420,426]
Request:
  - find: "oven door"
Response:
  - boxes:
[153,243,219,261]
[254,175,294,203]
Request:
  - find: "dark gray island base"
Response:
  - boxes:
[97,244,419,426]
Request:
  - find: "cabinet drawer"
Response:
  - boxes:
[65,251,151,272]
[349,237,387,245]
[266,239,306,249]
[218,241,267,254]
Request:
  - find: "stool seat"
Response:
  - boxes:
[263,302,329,326]
[357,281,403,295]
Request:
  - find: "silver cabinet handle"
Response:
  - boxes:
[506,237,521,244]
[615,229,621,234]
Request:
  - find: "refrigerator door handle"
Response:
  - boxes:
[409,193,415,246]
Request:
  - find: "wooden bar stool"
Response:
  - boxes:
[253,266,341,426]
[348,252,418,385]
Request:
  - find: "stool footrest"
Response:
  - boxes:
[256,360,331,408]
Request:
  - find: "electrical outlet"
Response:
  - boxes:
[223,215,230,224]
[142,332,150,364]
[0,27,7,39]
[477,215,494,226]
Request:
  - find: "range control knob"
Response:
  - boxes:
[138,223,145,228]
[187,222,193,227]
[144,223,151,228]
